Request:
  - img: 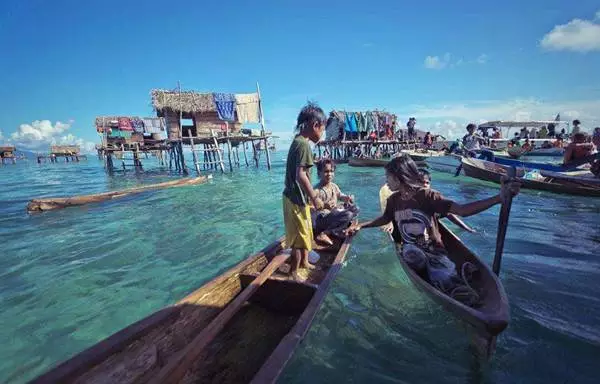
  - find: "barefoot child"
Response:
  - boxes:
[283,102,327,279]
[312,159,359,245]
[348,154,519,300]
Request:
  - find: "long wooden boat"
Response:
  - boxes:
[349,156,427,168]
[27,176,210,212]
[379,186,509,356]
[31,234,355,384]
[461,157,600,197]
[507,146,564,158]
[400,149,445,162]
[379,187,509,354]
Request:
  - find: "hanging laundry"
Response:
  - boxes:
[118,117,133,131]
[365,111,376,132]
[326,112,344,140]
[130,118,145,133]
[354,112,365,133]
[234,93,261,123]
[213,93,236,121]
[345,112,358,133]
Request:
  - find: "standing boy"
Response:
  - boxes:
[283,102,327,280]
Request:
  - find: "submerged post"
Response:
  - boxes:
[188,129,200,175]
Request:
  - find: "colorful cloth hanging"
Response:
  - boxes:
[345,112,358,133]
[118,117,133,131]
[130,118,145,133]
[235,93,261,123]
[213,93,236,122]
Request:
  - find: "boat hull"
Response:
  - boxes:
[461,158,600,197]
[32,235,355,384]
[425,154,462,173]
[349,157,427,168]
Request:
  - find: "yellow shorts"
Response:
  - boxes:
[282,195,313,251]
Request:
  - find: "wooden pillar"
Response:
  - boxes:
[251,140,259,167]
[188,129,200,175]
[264,137,271,170]
[226,137,234,172]
[178,141,188,175]
[235,146,241,167]
[242,141,249,166]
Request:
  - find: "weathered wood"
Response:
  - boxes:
[493,167,516,275]
[27,176,208,212]
[242,142,249,166]
[148,252,291,384]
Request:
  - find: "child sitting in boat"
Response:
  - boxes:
[347,154,520,302]
[312,159,359,246]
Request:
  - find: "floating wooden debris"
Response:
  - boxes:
[26,176,210,212]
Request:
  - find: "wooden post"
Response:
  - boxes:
[256,82,271,170]
[234,145,241,167]
[492,167,516,275]
[188,129,200,175]
[211,130,225,173]
[242,140,249,166]
[251,139,259,167]
[225,123,233,172]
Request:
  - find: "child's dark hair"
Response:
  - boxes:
[317,158,336,173]
[295,101,326,132]
[419,168,431,182]
[384,154,425,189]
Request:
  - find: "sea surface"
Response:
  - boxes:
[0,152,599,384]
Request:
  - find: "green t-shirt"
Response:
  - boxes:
[284,135,314,206]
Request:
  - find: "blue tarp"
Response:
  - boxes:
[212,93,236,122]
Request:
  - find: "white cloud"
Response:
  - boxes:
[424,55,447,70]
[424,53,488,69]
[398,98,600,139]
[7,120,96,153]
[540,12,600,52]
[476,54,488,64]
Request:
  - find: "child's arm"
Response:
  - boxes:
[346,215,391,235]
[296,166,323,209]
[446,214,476,233]
[448,181,519,217]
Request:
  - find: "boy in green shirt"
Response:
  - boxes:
[283,102,327,280]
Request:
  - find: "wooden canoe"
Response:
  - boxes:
[379,186,509,356]
[461,157,600,197]
[26,176,210,212]
[348,157,427,168]
[400,149,445,162]
[31,235,355,384]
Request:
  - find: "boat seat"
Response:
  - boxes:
[239,273,317,315]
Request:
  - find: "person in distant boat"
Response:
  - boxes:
[374,148,383,159]
[563,132,595,165]
[521,139,532,151]
[423,132,433,149]
[541,141,553,149]
[311,159,359,246]
[572,120,581,134]
[557,128,567,140]
[462,123,483,155]
[492,128,502,139]
[407,117,416,140]
[283,102,327,280]
[346,155,520,295]
[539,126,548,139]
[592,128,600,149]
[547,123,556,138]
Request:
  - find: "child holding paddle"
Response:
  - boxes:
[283,102,327,280]
[346,154,519,299]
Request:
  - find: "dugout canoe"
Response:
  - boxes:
[31,234,355,384]
[26,176,211,212]
[379,186,509,357]
[461,157,600,197]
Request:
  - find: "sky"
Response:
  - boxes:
[1,0,600,152]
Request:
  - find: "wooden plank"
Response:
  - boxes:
[29,308,179,384]
[148,252,291,384]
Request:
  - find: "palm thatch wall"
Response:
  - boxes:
[151,90,243,139]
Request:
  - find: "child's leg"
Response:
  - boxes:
[290,247,302,276]
[300,248,315,270]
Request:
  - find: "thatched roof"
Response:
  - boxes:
[151,89,216,113]
[51,145,80,155]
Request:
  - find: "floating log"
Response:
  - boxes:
[27,176,210,213]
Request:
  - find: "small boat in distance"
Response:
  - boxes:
[31,235,356,384]
[461,157,600,197]
[349,156,427,168]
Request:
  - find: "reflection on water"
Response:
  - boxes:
[0,154,599,383]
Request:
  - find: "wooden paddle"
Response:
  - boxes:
[492,166,516,276]
[148,251,291,384]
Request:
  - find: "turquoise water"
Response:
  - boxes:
[1,153,599,383]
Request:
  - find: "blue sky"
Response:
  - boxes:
[1,0,599,151]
